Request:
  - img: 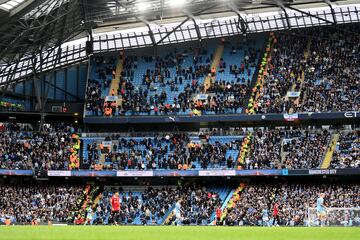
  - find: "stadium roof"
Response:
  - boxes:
[0,0,359,86]
[0,0,26,11]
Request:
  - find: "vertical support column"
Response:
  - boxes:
[64,68,68,101]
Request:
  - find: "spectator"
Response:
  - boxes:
[0,184,82,224]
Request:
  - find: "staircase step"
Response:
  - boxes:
[320,133,340,169]
[108,57,124,96]
[204,44,224,92]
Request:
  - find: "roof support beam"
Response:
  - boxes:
[272,0,291,30]
[156,17,190,45]
[325,1,337,24]
[286,5,334,25]
[184,10,201,41]
[191,17,201,41]
[137,16,156,46]
[263,1,292,29]
[282,7,291,29]
[227,2,248,34]
[147,24,156,46]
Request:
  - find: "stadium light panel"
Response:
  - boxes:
[169,0,187,7]
[137,2,149,12]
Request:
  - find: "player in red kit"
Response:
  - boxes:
[216,206,222,225]
[111,192,121,224]
[111,192,121,212]
[272,201,280,226]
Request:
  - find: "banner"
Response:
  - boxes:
[153,170,199,176]
[0,168,357,178]
[71,170,117,177]
[48,170,71,177]
[199,170,236,176]
[308,169,337,175]
[195,94,208,100]
[287,91,301,98]
[0,169,33,176]
[102,141,112,147]
[283,113,299,122]
[117,171,153,177]
[105,96,118,102]
[235,169,283,176]
[288,169,360,175]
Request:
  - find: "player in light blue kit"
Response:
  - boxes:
[174,199,183,226]
[262,207,270,227]
[316,193,327,227]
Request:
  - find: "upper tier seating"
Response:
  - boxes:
[255,25,360,114]
[85,36,265,117]
[82,134,242,170]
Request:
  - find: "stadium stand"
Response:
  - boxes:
[221,182,360,226]
[81,133,242,170]
[1,124,358,171]
[0,184,82,225]
[331,131,360,169]
[0,123,80,170]
[1,180,360,226]
[84,36,265,117]
[237,127,331,170]
[72,182,231,226]
[0,0,360,234]
[254,26,360,114]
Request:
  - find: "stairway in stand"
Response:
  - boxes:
[219,183,246,224]
[108,56,124,107]
[320,133,340,169]
[290,38,312,107]
[203,43,224,92]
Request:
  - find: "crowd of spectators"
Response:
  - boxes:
[245,128,330,169]
[331,131,360,169]
[114,49,209,116]
[247,129,283,169]
[0,122,79,170]
[84,37,263,117]
[1,181,360,226]
[222,182,360,226]
[85,57,116,115]
[255,32,306,114]
[91,186,178,225]
[204,81,248,114]
[139,186,178,224]
[2,123,354,171]
[168,184,222,225]
[85,79,103,115]
[256,25,359,114]
[283,130,330,169]
[89,182,221,226]
[0,184,82,224]
[299,27,360,112]
[86,133,240,170]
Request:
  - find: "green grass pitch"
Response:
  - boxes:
[1,226,359,240]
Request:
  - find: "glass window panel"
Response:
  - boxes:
[122,38,130,48]
[136,36,145,46]
[175,31,183,41]
[143,35,152,45]
[108,40,115,49]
